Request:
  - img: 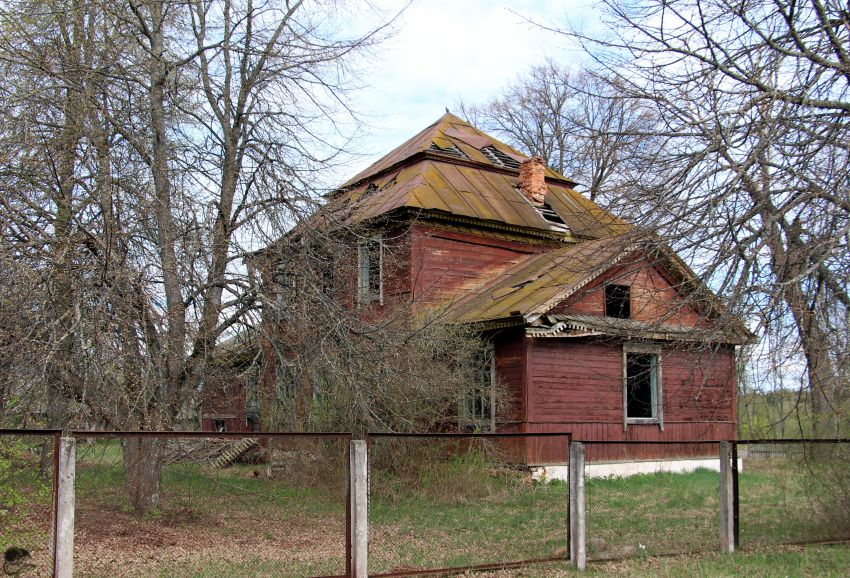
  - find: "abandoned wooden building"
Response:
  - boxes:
[203,113,747,471]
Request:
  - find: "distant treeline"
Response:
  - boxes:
[738,390,848,439]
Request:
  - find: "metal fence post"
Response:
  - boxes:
[569,441,586,570]
[719,441,735,553]
[350,440,368,578]
[54,437,76,578]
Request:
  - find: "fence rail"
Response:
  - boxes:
[2,432,850,576]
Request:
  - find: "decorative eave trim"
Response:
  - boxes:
[453,315,527,332]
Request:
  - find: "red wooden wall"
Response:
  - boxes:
[201,376,252,433]
[554,254,710,328]
[513,337,737,463]
[409,224,548,308]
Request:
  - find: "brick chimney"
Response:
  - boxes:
[518,156,547,206]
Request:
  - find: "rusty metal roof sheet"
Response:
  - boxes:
[325,160,628,238]
[446,237,635,324]
[341,112,570,188]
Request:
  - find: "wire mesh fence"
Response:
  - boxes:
[366,432,571,576]
[0,430,58,576]
[735,440,850,549]
[72,432,350,578]
[584,441,722,560]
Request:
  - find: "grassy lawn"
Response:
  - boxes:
[482,544,850,577]
[2,436,849,577]
[586,468,721,558]
[0,435,54,575]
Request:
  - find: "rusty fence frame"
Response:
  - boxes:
[365,431,574,577]
[5,432,850,577]
[730,438,850,551]
[1,429,354,578]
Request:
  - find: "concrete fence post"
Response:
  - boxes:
[719,441,735,553]
[569,441,586,570]
[349,440,368,578]
[54,436,76,578]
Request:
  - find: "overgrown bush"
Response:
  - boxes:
[804,443,850,538]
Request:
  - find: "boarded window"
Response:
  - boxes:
[605,284,631,318]
[461,343,495,431]
[357,236,382,305]
[626,353,658,419]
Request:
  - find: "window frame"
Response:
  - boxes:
[622,343,664,431]
[459,341,496,432]
[357,235,383,306]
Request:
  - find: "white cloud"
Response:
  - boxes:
[339,0,601,180]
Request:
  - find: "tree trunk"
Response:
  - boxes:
[123,437,165,513]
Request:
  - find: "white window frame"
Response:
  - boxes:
[622,343,664,431]
[357,235,383,306]
[459,342,496,432]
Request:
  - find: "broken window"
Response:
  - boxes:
[605,284,631,319]
[625,352,660,422]
[357,236,382,305]
[460,342,495,431]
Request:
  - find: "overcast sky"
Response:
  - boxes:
[340,0,601,180]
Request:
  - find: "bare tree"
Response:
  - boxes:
[253,222,497,437]
[0,0,394,511]
[553,0,850,436]
[458,61,662,204]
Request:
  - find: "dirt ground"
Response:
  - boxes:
[72,504,346,577]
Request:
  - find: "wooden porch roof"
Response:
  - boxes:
[445,237,633,325]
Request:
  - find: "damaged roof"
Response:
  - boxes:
[325,112,629,239]
[446,237,633,325]
[444,238,750,343]
[341,112,568,188]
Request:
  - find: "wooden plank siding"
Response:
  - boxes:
[409,224,547,307]
[509,338,736,464]
[553,255,709,328]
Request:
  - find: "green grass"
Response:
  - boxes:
[3,438,850,577]
[483,544,850,576]
[0,437,53,558]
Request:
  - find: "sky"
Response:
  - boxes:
[339,0,602,181]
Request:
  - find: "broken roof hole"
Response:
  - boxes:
[380,173,399,191]
[481,145,521,170]
[428,142,467,159]
[537,203,570,232]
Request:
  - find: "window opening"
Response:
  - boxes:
[213,419,227,433]
[275,358,296,401]
[535,202,569,232]
[605,284,631,318]
[358,236,382,305]
[461,343,495,431]
[626,353,658,419]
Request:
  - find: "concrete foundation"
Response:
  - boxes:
[533,457,743,481]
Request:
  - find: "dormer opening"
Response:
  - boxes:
[536,203,569,232]
[481,145,521,170]
[428,142,467,158]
